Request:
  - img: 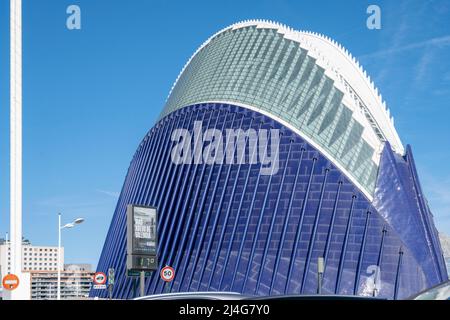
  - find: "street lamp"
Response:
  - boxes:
[57,213,84,300]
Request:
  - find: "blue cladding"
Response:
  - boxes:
[91,103,447,300]
[373,142,448,287]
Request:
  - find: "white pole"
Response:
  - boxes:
[10,0,22,285]
[57,213,61,300]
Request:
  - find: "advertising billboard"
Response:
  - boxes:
[127,205,158,272]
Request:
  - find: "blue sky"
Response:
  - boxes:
[0,0,449,267]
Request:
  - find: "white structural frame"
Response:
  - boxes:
[9,0,23,299]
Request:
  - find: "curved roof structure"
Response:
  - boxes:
[161,20,405,198]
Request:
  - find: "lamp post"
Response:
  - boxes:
[57,213,84,300]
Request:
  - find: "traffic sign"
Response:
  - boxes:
[93,272,107,285]
[127,270,152,277]
[93,284,107,290]
[160,266,175,282]
[2,274,19,291]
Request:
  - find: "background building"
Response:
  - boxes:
[30,264,93,300]
[92,20,448,300]
[0,237,65,299]
[0,238,64,277]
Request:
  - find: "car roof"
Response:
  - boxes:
[247,294,385,300]
[134,292,387,301]
[407,280,450,300]
[135,291,249,300]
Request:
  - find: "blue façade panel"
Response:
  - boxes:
[90,103,447,300]
[373,142,448,287]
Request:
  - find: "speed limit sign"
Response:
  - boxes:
[160,266,175,282]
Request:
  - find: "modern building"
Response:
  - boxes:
[92,20,448,299]
[30,264,93,300]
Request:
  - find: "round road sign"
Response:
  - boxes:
[93,272,107,285]
[160,266,175,282]
[2,274,19,291]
